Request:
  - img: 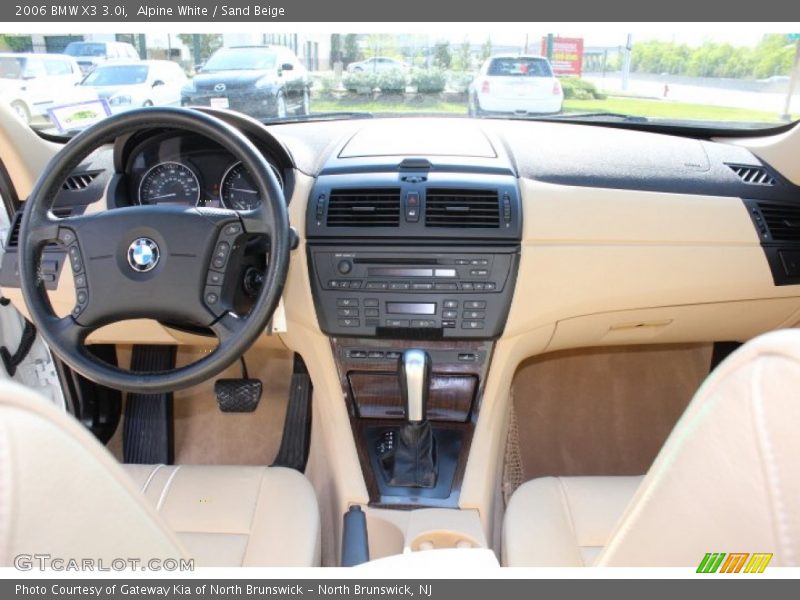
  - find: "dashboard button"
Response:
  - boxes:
[338,318,360,327]
[350,350,367,358]
[385,319,409,327]
[368,351,385,359]
[434,282,457,290]
[463,310,485,319]
[337,308,359,317]
[411,282,433,290]
[411,319,436,327]
[461,320,484,330]
[443,300,459,308]
[464,301,486,309]
[365,308,379,317]
[366,281,388,290]
[363,298,379,307]
[337,298,358,307]
[443,310,458,319]
[390,281,411,290]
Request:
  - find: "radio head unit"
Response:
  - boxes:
[308,246,519,339]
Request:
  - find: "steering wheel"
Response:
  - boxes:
[18,107,290,393]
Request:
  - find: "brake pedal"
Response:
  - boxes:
[215,378,263,412]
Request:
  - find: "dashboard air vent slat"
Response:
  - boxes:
[327,188,401,227]
[728,164,776,186]
[4,213,22,249]
[62,171,100,191]
[425,188,500,228]
[757,201,800,242]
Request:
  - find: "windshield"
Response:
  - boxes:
[64,43,107,58]
[82,65,149,86]
[202,49,277,71]
[2,31,797,133]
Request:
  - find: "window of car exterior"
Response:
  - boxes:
[488,58,552,77]
[44,59,72,76]
[83,65,149,86]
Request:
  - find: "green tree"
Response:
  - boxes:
[177,34,223,65]
[330,34,342,64]
[0,35,32,52]
[481,37,493,61]
[433,41,452,69]
[342,34,361,66]
[454,38,472,71]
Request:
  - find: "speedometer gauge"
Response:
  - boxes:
[138,162,201,206]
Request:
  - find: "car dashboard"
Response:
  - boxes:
[2,112,800,513]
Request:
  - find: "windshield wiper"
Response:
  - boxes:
[262,111,375,124]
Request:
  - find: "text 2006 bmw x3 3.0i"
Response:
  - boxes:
[0,29,798,570]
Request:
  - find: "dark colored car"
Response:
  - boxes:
[181,46,310,119]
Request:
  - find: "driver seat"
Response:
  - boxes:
[0,380,320,567]
[503,329,800,567]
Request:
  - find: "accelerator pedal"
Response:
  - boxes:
[122,345,176,465]
[272,354,313,472]
[215,357,263,412]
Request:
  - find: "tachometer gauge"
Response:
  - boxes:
[138,162,201,206]
[220,162,261,211]
[219,162,282,211]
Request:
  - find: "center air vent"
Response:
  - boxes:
[326,188,401,227]
[728,164,777,186]
[425,189,500,228]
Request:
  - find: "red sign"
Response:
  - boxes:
[541,37,584,76]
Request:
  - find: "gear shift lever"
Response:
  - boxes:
[388,349,437,488]
[399,349,430,423]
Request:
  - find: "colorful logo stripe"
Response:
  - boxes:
[697,553,773,573]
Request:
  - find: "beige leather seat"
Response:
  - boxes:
[0,380,320,567]
[503,329,800,567]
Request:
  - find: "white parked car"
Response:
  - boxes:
[79,60,187,113]
[468,55,563,116]
[0,53,88,124]
[346,56,411,73]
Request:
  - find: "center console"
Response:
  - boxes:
[306,133,522,509]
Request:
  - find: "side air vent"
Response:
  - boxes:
[62,171,100,191]
[756,201,800,242]
[4,212,22,248]
[425,188,500,228]
[4,208,73,249]
[728,164,777,186]
[326,188,401,227]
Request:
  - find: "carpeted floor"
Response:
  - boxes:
[511,344,713,481]
[107,345,293,465]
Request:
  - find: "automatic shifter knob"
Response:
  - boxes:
[399,349,431,423]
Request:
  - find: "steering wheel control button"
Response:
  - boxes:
[127,237,160,273]
[67,245,83,273]
[207,271,224,285]
[223,223,242,237]
[205,286,221,305]
[76,290,88,305]
[73,274,87,288]
[58,229,76,245]
[212,242,230,269]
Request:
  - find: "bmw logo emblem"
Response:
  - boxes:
[127,238,160,272]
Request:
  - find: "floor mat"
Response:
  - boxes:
[511,343,712,484]
[108,344,293,465]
